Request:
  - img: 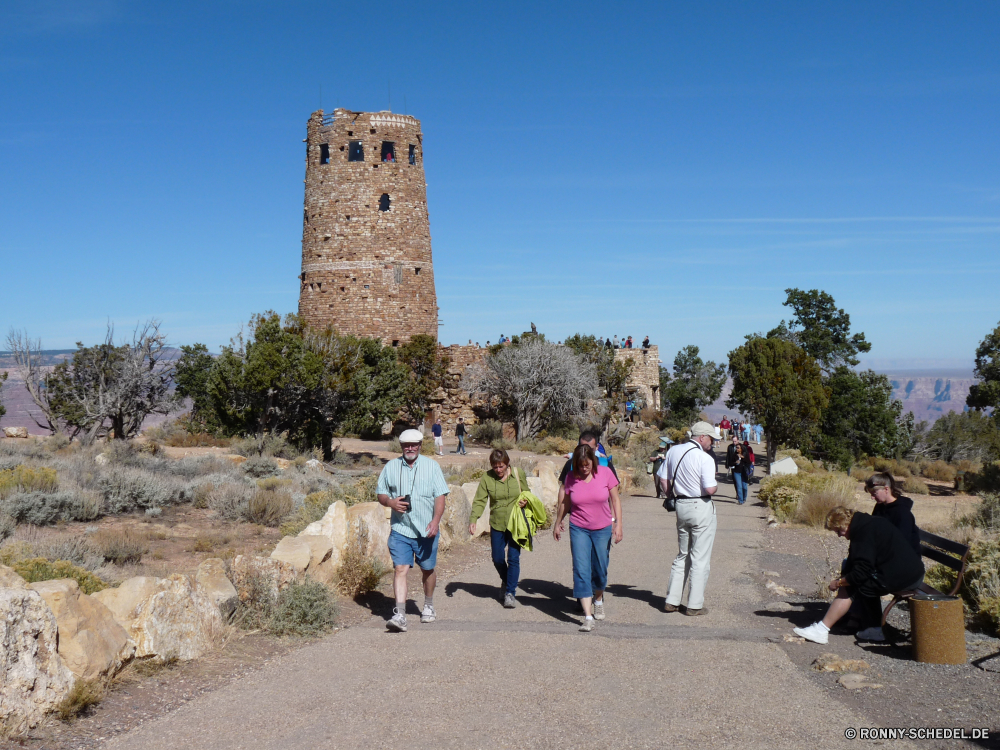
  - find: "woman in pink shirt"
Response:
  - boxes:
[552,443,623,632]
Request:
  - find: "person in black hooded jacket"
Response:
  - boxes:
[792,506,924,645]
[865,472,920,554]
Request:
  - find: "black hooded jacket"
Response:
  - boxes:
[871,495,920,555]
[844,512,925,593]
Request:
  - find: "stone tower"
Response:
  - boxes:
[298,108,438,344]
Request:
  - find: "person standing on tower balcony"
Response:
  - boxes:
[613,335,620,349]
[642,336,650,349]
[432,419,444,456]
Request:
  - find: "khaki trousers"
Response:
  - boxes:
[665,497,717,610]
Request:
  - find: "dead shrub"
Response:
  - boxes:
[338,521,388,598]
[244,488,293,527]
[91,528,149,565]
[795,490,847,527]
[57,678,104,721]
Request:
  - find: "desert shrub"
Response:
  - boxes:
[91,528,149,565]
[268,579,339,636]
[795,491,847,528]
[0,465,59,498]
[0,456,22,472]
[44,433,72,452]
[490,438,515,451]
[242,455,279,478]
[244,488,293,527]
[99,466,176,514]
[144,507,162,518]
[517,436,577,456]
[386,436,402,453]
[0,439,50,460]
[966,462,1000,495]
[341,474,378,508]
[0,540,33,566]
[901,476,929,495]
[192,533,229,553]
[12,558,107,594]
[231,433,301,459]
[775,448,803,461]
[758,471,857,522]
[927,538,1000,636]
[443,464,486,485]
[57,678,104,721]
[850,466,875,482]
[228,559,278,631]
[256,476,292,492]
[338,521,388,597]
[470,419,503,445]
[1,490,101,525]
[145,420,230,448]
[960,492,1000,531]
[33,536,103,570]
[280,491,333,536]
[629,465,650,491]
[207,482,255,520]
[0,513,14,541]
[922,460,958,483]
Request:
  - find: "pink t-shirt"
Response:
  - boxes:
[564,465,620,530]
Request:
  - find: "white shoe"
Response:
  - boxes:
[387,608,407,632]
[420,604,436,623]
[793,622,829,644]
[579,617,595,632]
[593,600,605,620]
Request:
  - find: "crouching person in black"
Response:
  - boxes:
[793,506,924,645]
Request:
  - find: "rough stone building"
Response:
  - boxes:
[298,109,438,343]
[616,346,661,410]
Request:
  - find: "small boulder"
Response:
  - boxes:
[94,452,109,465]
[461,481,490,537]
[442,484,471,543]
[127,575,225,661]
[0,563,26,589]
[305,458,323,469]
[301,500,348,572]
[270,536,313,573]
[3,426,29,439]
[195,558,239,621]
[92,576,167,625]
[346,502,392,567]
[28,579,134,681]
[766,580,796,596]
[0,587,75,732]
[770,457,799,476]
[230,555,299,603]
[813,653,871,673]
[838,673,883,690]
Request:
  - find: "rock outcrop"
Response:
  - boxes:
[0,584,75,732]
[270,534,335,584]
[300,500,349,572]
[28,579,134,682]
[346,502,392,567]
[3,426,29,438]
[442,484,471,543]
[230,555,299,603]
[195,558,239,621]
[95,575,224,661]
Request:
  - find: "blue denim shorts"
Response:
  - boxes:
[387,530,439,570]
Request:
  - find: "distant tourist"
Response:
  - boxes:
[376,429,450,632]
[732,444,751,505]
[432,419,444,456]
[793,506,924,645]
[625,336,633,349]
[656,421,720,616]
[613,335,620,349]
[719,416,731,441]
[642,336,650,349]
[552,443,623,632]
[455,417,468,455]
[468,449,533,608]
[605,338,612,349]
[754,424,763,444]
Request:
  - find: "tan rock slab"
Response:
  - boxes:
[346,502,392,567]
[838,673,883,689]
[0,562,27,589]
[300,500,349,573]
[128,575,225,661]
[28,579,134,681]
[195,558,239,621]
[0,586,75,732]
[230,555,299,603]
[93,576,167,625]
[270,536,312,573]
[442,484,471,543]
[300,535,334,569]
[812,653,871,673]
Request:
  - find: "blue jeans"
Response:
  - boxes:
[569,523,612,599]
[490,529,520,595]
[733,471,748,504]
[457,435,466,454]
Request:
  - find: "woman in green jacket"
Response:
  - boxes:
[469,448,529,608]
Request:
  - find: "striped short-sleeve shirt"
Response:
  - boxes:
[376,455,451,539]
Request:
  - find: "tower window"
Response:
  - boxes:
[415,267,421,275]
[409,145,416,164]
[392,340,399,347]
[348,141,364,161]
[379,194,391,212]
[381,142,396,163]
[319,143,330,165]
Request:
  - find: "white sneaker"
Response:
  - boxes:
[856,626,885,642]
[420,604,436,623]
[387,608,407,632]
[593,600,605,620]
[579,617,595,632]
[793,622,829,644]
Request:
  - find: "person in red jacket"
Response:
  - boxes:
[719,416,731,441]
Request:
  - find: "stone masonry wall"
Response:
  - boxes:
[298,109,438,343]
[615,346,660,410]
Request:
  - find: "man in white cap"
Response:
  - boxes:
[655,420,719,616]
[376,429,450,632]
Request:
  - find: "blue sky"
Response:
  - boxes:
[1,1,998,369]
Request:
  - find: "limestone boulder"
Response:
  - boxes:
[0,563,26,589]
[461,481,491,537]
[127,575,224,661]
[195,558,239,621]
[442,484,471,543]
[346,502,392,567]
[3,426,29,439]
[92,576,166,625]
[270,536,312,573]
[230,555,299,603]
[301,500,349,572]
[535,461,561,514]
[28,579,134,681]
[0,586,75,732]
[770,457,799,476]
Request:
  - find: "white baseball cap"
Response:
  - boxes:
[399,429,424,444]
[690,421,719,440]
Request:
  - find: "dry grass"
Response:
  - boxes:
[91,527,149,565]
[57,679,104,721]
[795,490,847,528]
[245,489,293,527]
[338,521,388,598]
[129,655,179,677]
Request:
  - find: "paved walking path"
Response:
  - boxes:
[107,479,881,750]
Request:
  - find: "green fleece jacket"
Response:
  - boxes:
[469,468,530,531]
[506,492,547,551]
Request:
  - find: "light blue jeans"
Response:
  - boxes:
[733,471,748,504]
[569,523,612,599]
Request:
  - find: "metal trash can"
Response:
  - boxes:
[910,594,966,664]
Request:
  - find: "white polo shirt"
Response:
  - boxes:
[656,440,718,498]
